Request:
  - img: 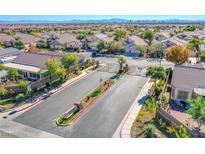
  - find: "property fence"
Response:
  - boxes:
[157,107,199,138]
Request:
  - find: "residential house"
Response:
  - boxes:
[3,52,63,80]
[123,35,147,57]
[155,33,167,42]
[3,51,85,81]
[48,33,82,51]
[85,33,112,51]
[0,47,23,63]
[171,62,205,101]
[14,33,41,50]
[0,33,15,47]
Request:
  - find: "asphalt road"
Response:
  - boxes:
[13,70,114,136]
[14,69,147,137]
[67,75,148,138]
[94,56,174,69]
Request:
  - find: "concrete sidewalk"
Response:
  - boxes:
[0,119,61,138]
[112,78,152,138]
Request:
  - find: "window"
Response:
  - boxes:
[177,90,189,100]
[30,73,40,79]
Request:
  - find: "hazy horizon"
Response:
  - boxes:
[0,15,205,22]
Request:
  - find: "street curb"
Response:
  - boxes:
[112,78,151,138]
[69,81,115,124]
[15,65,105,113]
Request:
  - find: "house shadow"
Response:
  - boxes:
[138,95,148,105]
[169,100,187,113]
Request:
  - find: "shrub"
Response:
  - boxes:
[166,125,176,136]
[15,93,27,102]
[19,81,30,93]
[143,124,157,138]
[145,97,158,116]
[156,118,167,128]
[176,126,190,138]
[137,112,144,122]
[90,88,101,98]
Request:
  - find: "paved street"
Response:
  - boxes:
[67,75,147,137]
[13,70,114,136]
[94,56,174,69]
[14,71,147,137]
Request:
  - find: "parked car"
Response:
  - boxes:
[174,99,190,109]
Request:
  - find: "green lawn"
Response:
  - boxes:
[0,99,15,105]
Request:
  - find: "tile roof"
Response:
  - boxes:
[0,33,14,42]
[171,62,205,90]
[57,33,80,45]
[11,52,62,69]
[0,47,23,58]
[14,33,41,44]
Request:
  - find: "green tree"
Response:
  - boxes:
[188,38,204,56]
[136,45,147,57]
[108,41,125,54]
[15,40,24,49]
[97,41,109,53]
[147,44,165,58]
[146,66,166,89]
[142,30,154,46]
[19,81,30,94]
[76,33,86,40]
[8,68,19,82]
[61,53,78,69]
[114,29,128,41]
[45,59,66,83]
[0,86,8,99]
[186,97,205,131]
[184,25,196,31]
[0,64,4,71]
[5,31,16,36]
[199,51,205,62]
[176,126,190,138]
[36,40,48,49]
[144,124,156,138]
[118,55,126,71]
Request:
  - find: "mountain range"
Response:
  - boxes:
[0,18,205,24]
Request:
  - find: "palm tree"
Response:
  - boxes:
[118,55,126,72]
[146,66,166,89]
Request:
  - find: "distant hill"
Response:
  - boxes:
[0,18,205,24]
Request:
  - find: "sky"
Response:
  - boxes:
[0,15,205,21]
